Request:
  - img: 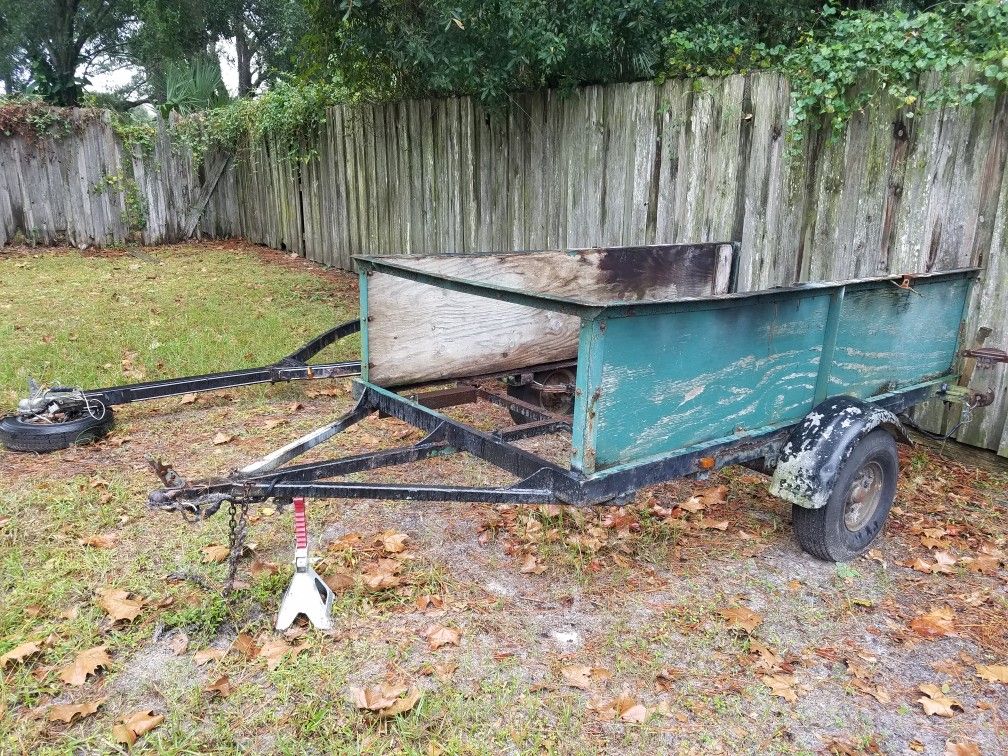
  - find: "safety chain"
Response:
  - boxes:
[223,498,250,595]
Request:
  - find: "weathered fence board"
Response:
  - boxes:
[1,73,1006,454]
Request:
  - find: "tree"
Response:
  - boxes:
[230,0,308,96]
[0,0,136,105]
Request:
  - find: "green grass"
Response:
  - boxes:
[0,244,358,406]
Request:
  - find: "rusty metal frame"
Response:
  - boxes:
[148,379,939,512]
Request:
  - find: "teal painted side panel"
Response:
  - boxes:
[592,293,831,469]
[571,319,606,474]
[825,278,971,398]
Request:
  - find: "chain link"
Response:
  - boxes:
[223,498,249,595]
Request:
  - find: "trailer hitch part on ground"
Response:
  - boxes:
[0,320,362,452]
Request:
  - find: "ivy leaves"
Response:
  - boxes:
[785,1,1008,140]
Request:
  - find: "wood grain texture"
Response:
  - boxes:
[366,243,734,385]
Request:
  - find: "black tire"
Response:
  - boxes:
[0,409,115,452]
[792,429,898,562]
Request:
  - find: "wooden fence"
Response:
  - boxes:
[0,111,235,248]
[0,73,1006,455]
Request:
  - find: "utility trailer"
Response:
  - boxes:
[149,242,1000,562]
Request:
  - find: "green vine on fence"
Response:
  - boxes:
[171,79,351,166]
[783,1,1008,140]
[92,172,149,235]
[0,95,76,141]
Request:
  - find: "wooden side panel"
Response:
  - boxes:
[826,278,971,399]
[366,271,580,386]
[366,243,734,385]
[590,293,831,470]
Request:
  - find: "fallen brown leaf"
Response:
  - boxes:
[762,673,798,702]
[350,682,422,717]
[323,571,355,592]
[361,559,402,590]
[168,633,189,656]
[910,607,955,638]
[944,740,981,756]
[1,640,43,669]
[204,675,234,698]
[193,647,227,666]
[98,588,143,623]
[380,531,410,554]
[201,544,231,564]
[81,533,117,549]
[59,646,111,686]
[259,638,307,670]
[179,393,197,405]
[250,560,279,577]
[976,663,1008,684]
[519,553,545,574]
[589,694,648,723]
[112,710,165,746]
[48,698,104,724]
[211,431,235,445]
[720,605,762,634]
[233,633,259,659]
[917,683,962,717]
[424,624,462,651]
[561,664,610,691]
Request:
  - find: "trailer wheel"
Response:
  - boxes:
[792,429,898,562]
[0,409,115,453]
[506,368,575,423]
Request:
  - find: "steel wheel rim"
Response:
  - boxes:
[844,460,884,532]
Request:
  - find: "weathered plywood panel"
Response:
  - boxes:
[366,271,580,385]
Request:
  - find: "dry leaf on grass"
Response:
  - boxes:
[519,553,545,574]
[423,624,462,651]
[944,741,981,756]
[1,641,43,669]
[264,418,287,430]
[350,682,422,718]
[720,606,763,634]
[193,647,227,666]
[112,710,165,746]
[168,633,189,656]
[323,571,355,592]
[654,667,685,693]
[976,664,1008,684]
[48,698,104,724]
[910,607,955,638]
[250,560,279,577]
[201,544,231,564]
[917,683,963,717]
[233,633,260,659]
[59,646,111,686]
[762,673,798,702]
[179,393,197,405]
[380,531,409,554]
[589,695,648,723]
[204,675,234,698]
[98,588,143,623]
[259,638,307,670]
[361,559,402,590]
[418,660,458,681]
[561,664,610,690]
[212,431,235,445]
[81,533,117,549]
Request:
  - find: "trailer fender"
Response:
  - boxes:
[769,396,909,510]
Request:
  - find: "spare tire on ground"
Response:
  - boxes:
[0,409,115,452]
